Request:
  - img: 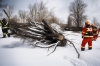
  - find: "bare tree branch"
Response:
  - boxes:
[69,0,87,27]
[66,39,80,58]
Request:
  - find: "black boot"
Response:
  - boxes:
[7,33,10,37]
[2,35,6,38]
[81,48,85,51]
[88,47,92,50]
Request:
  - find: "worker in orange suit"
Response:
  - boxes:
[91,24,99,41]
[81,20,93,51]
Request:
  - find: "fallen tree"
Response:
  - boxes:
[10,19,67,47]
[9,19,80,58]
[3,9,80,58]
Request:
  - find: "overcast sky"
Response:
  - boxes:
[1,0,100,23]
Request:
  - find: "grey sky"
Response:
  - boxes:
[1,0,100,23]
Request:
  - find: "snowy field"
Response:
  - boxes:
[0,29,100,66]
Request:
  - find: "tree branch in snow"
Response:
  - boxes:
[66,39,80,58]
[47,41,60,56]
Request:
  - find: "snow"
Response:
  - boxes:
[0,31,100,66]
[51,23,63,33]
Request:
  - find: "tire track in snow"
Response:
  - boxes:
[55,53,88,66]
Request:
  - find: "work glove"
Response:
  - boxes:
[82,36,84,38]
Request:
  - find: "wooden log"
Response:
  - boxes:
[42,19,55,34]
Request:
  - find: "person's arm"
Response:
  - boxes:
[82,27,87,38]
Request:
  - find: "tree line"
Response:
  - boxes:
[67,0,100,28]
[0,0,100,28]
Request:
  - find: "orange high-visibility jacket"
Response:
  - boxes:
[82,26,93,37]
[93,29,99,36]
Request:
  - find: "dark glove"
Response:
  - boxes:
[82,36,84,38]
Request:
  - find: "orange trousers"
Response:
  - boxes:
[81,37,92,48]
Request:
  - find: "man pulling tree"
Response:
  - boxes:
[1,18,10,38]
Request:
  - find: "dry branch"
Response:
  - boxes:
[47,41,60,56]
[66,39,80,58]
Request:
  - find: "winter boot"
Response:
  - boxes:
[2,35,6,38]
[88,47,92,50]
[7,33,10,37]
[81,48,85,51]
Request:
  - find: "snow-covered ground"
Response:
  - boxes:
[0,30,100,66]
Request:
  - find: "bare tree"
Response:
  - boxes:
[47,13,59,24]
[19,10,27,23]
[26,14,32,23]
[69,0,87,27]
[28,4,36,21]
[28,1,48,22]
[12,15,19,22]
[3,5,14,21]
[37,1,48,21]
[92,17,100,27]
[28,1,58,23]
[67,14,72,27]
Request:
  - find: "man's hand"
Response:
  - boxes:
[82,36,84,38]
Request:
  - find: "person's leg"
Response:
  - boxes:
[88,38,92,50]
[7,33,10,37]
[6,28,10,37]
[81,38,88,51]
[2,29,6,38]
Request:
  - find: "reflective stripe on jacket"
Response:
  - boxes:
[2,22,9,29]
[0,23,1,26]
[82,26,93,38]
